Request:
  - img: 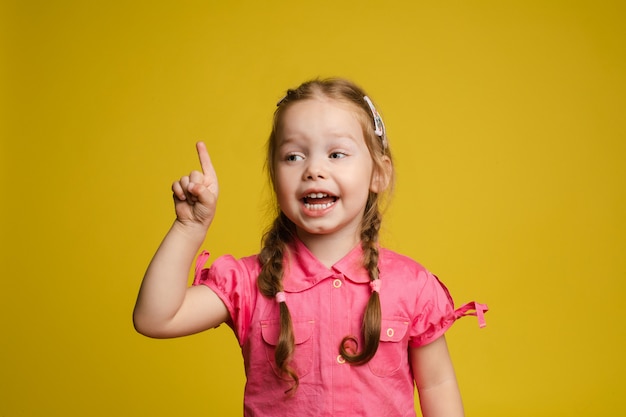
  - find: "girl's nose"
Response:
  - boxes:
[303,158,327,180]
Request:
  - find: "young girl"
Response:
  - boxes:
[133,78,487,417]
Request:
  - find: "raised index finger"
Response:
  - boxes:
[196,141,215,178]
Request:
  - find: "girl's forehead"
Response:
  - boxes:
[278,97,364,131]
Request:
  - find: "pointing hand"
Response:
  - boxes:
[171,142,219,229]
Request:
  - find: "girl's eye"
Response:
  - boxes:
[285,154,304,162]
[329,152,347,159]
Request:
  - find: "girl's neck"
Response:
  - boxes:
[296,228,361,268]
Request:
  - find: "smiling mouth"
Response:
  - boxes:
[302,192,337,210]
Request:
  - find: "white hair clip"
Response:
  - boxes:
[363,96,387,149]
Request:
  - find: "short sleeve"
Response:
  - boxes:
[408,271,457,348]
[192,251,260,345]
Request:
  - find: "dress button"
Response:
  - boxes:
[386,328,395,338]
[336,355,346,364]
[333,279,342,288]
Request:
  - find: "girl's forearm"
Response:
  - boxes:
[411,337,465,417]
[418,378,464,417]
[133,221,208,336]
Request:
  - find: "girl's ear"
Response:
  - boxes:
[370,156,392,194]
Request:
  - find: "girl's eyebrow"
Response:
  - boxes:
[327,129,359,139]
[276,137,301,148]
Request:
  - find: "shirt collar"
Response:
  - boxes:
[282,238,371,292]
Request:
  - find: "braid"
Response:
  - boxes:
[258,212,299,394]
[339,194,383,365]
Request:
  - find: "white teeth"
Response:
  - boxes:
[303,192,334,210]
[306,192,328,199]
[304,202,334,210]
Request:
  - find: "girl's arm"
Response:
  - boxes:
[411,335,465,417]
[133,142,229,338]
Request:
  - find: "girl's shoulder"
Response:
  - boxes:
[194,251,262,287]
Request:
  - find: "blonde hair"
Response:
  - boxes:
[258,78,394,393]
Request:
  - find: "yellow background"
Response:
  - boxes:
[2,1,625,415]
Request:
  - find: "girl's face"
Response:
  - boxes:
[274,97,383,246]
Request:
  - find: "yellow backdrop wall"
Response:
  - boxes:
[2,1,625,415]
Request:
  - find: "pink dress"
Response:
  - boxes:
[194,239,486,417]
